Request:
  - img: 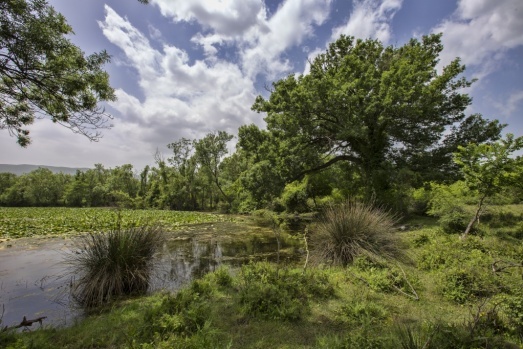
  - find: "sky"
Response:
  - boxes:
[1,0,522,170]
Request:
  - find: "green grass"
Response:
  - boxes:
[0,207,234,239]
[2,205,523,348]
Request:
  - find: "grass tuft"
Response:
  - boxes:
[65,224,165,307]
[311,199,400,265]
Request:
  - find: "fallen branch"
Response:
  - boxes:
[14,316,47,329]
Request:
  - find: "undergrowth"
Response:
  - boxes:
[3,206,523,348]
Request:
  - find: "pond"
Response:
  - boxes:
[0,219,305,329]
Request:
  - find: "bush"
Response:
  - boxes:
[238,262,334,321]
[66,224,165,307]
[502,291,523,340]
[311,200,400,265]
[141,287,211,340]
[409,187,431,215]
[213,266,233,287]
[281,180,310,213]
[338,300,388,326]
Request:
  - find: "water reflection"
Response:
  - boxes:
[0,221,303,328]
[154,225,301,290]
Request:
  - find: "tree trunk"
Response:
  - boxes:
[461,193,488,239]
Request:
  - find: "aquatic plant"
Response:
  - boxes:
[66,224,165,307]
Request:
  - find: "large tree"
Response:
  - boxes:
[252,34,502,201]
[0,0,116,146]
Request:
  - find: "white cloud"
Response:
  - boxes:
[494,90,523,118]
[331,0,403,43]
[151,0,332,79]
[240,0,332,79]
[434,0,523,77]
[99,5,262,154]
[151,0,266,37]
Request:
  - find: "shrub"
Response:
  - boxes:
[238,262,334,320]
[213,266,233,287]
[311,200,400,265]
[281,180,310,213]
[338,300,388,326]
[409,187,431,215]
[66,224,165,307]
[502,291,523,340]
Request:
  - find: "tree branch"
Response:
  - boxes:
[292,154,361,181]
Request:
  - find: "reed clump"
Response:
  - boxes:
[66,224,165,307]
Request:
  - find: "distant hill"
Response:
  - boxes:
[0,164,91,176]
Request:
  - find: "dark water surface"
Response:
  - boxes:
[0,220,303,329]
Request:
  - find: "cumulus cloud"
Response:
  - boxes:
[240,0,332,79]
[152,0,331,79]
[151,0,266,37]
[99,5,262,152]
[434,0,523,76]
[331,0,403,43]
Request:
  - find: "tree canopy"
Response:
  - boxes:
[0,0,116,146]
[252,34,502,201]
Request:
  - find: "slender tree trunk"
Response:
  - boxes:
[462,193,488,239]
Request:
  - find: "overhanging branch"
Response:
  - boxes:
[292,154,360,181]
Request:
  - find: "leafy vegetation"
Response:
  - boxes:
[0,10,522,347]
[0,0,115,146]
[0,207,233,239]
[4,207,523,348]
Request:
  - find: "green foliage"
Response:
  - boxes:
[338,299,388,326]
[409,187,431,215]
[280,180,310,213]
[352,256,420,295]
[0,0,116,146]
[454,134,523,237]
[252,33,502,203]
[238,262,334,320]
[212,266,233,287]
[427,181,477,234]
[141,288,211,341]
[65,224,165,307]
[502,291,523,340]
[415,235,517,303]
[311,200,400,265]
[0,207,233,239]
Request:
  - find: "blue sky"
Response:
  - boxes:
[1,0,522,169]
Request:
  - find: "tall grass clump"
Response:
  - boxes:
[66,224,165,307]
[312,200,400,265]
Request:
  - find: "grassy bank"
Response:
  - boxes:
[2,205,523,348]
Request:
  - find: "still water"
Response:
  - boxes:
[0,220,303,329]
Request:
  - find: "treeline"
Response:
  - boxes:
[1,34,522,214]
